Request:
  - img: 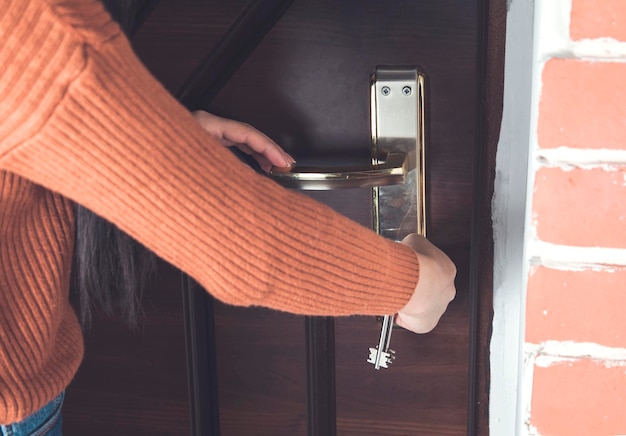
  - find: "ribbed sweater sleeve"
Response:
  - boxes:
[0,0,418,316]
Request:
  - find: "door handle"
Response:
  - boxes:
[270,65,426,240]
[269,152,408,190]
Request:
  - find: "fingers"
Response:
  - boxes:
[192,111,295,171]
[396,233,457,334]
[224,122,295,169]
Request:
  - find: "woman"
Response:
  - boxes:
[0,0,456,434]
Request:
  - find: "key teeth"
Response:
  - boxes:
[380,351,393,361]
[367,347,395,369]
[367,348,378,365]
[379,352,392,368]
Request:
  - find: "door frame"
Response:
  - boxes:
[467,0,506,435]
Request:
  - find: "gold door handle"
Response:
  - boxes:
[269,152,408,190]
[270,66,426,240]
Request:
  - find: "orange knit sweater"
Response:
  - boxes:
[0,0,418,424]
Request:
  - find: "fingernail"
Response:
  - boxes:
[272,165,292,173]
[283,153,296,166]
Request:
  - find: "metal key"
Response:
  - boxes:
[367,314,395,369]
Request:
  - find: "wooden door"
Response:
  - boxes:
[178,1,480,435]
[60,0,503,434]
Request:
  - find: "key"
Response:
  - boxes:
[367,314,395,369]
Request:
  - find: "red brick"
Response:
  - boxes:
[531,360,626,435]
[571,0,626,41]
[538,59,626,150]
[533,167,626,247]
[526,266,626,347]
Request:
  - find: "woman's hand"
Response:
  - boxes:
[396,234,457,334]
[192,110,295,172]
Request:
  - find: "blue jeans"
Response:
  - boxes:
[0,392,63,436]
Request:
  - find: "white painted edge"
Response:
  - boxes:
[517,2,574,434]
[491,0,536,433]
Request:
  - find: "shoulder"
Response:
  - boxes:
[44,0,122,45]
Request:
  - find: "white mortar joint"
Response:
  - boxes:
[525,341,626,367]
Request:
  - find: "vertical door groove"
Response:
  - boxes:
[182,277,221,436]
[305,317,337,436]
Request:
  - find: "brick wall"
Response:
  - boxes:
[523,1,626,435]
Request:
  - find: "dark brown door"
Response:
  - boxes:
[179,1,479,435]
[60,1,496,434]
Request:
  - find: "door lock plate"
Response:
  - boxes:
[371,66,426,240]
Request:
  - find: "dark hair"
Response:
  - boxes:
[72,1,159,328]
[72,207,155,327]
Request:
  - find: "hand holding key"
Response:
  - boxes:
[396,234,457,334]
[368,235,456,369]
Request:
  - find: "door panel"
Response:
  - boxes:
[204,1,477,435]
[214,306,308,434]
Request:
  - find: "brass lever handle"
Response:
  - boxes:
[269,152,408,190]
[269,65,425,240]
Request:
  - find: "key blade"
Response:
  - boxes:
[368,314,396,370]
[379,315,394,352]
